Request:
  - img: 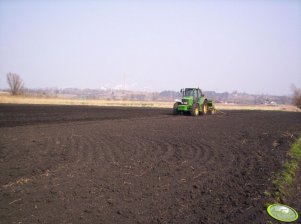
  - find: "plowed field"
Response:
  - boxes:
[1,104,301,223]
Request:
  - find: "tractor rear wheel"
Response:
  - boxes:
[172,102,179,115]
[191,103,200,116]
[202,102,208,115]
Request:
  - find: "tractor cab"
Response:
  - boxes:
[181,88,203,101]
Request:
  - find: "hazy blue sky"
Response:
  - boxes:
[0,0,300,95]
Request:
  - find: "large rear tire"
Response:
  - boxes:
[202,101,208,115]
[190,103,200,116]
[172,102,179,115]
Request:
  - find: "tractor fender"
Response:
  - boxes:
[199,97,207,106]
[175,99,182,104]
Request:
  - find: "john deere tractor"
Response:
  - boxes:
[172,88,216,116]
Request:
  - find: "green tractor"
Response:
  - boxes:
[172,88,216,116]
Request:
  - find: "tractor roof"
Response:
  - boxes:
[185,88,200,90]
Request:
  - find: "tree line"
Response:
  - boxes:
[4,72,301,108]
[6,73,24,95]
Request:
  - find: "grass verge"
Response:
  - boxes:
[1,94,301,111]
[270,135,301,202]
[0,94,172,108]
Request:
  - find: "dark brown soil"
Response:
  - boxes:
[0,104,301,224]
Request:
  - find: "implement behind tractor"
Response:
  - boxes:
[173,88,216,116]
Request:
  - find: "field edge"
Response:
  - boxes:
[266,135,301,203]
[1,94,300,112]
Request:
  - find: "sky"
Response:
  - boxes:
[0,0,300,95]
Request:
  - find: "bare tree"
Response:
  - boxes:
[6,73,24,95]
[291,84,301,108]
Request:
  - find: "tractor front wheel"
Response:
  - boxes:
[191,103,200,116]
[172,103,179,115]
